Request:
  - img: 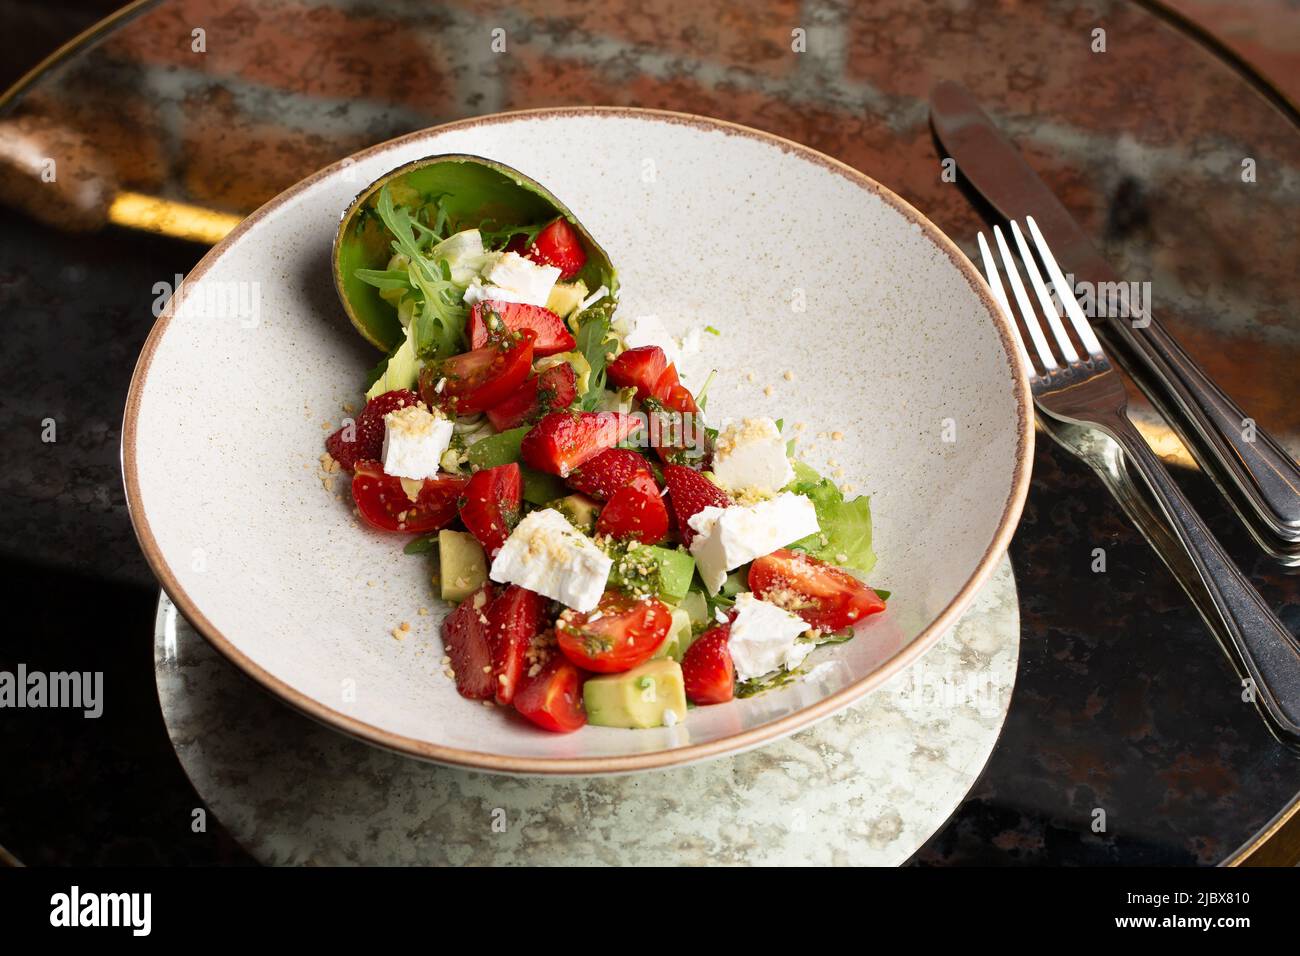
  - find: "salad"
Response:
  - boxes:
[324,173,886,733]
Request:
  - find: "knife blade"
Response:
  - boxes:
[929,79,1300,546]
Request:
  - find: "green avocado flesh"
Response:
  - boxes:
[608,544,696,604]
[652,608,695,662]
[583,659,688,729]
[553,493,601,533]
[438,530,487,602]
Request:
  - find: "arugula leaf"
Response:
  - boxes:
[370,185,467,360]
[574,304,616,411]
[785,461,876,575]
[355,268,413,291]
[479,219,546,251]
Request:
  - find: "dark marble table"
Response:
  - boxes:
[0,0,1296,865]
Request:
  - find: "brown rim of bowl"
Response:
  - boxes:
[121,106,1035,776]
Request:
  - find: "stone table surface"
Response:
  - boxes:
[156,561,1019,866]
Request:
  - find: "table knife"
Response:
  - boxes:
[930,80,1300,546]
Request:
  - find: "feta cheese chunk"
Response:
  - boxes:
[381,405,453,480]
[728,592,813,681]
[489,508,613,612]
[462,251,561,308]
[621,313,682,367]
[710,417,795,497]
[688,492,820,594]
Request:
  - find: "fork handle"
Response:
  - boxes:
[1107,312,1300,542]
[1102,412,1300,738]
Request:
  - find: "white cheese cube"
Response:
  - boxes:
[489,508,612,612]
[710,417,794,497]
[621,313,682,367]
[381,405,453,480]
[727,593,812,681]
[687,492,820,594]
[461,251,560,308]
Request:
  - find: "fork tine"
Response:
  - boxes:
[1024,216,1104,357]
[976,232,1035,374]
[1009,221,1079,364]
[992,225,1058,372]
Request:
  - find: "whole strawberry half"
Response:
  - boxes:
[681,624,735,705]
[662,464,731,546]
[565,448,657,502]
[325,388,419,473]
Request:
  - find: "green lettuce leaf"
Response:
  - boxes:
[785,462,876,576]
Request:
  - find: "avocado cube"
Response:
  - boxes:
[552,493,601,533]
[653,608,696,662]
[647,546,695,604]
[438,530,487,602]
[678,589,709,628]
[546,280,589,319]
[583,659,688,729]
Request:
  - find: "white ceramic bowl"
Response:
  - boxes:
[124,108,1032,775]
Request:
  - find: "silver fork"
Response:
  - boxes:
[980,218,1300,744]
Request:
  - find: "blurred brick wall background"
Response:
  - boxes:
[1,1,1297,105]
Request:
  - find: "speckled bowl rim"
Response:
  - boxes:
[122,106,1034,776]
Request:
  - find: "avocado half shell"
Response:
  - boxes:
[333,154,619,352]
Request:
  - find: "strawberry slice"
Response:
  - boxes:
[652,364,699,415]
[487,584,547,705]
[565,448,657,501]
[324,389,419,473]
[458,463,522,556]
[595,484,669,544]
[485,362,578,431]
[468,301,576,357]
[662,464,731,546]
[681,624,734,705]
[442,583,498,700]
[607,346,668,401]
[514,651,587,732]
[520,411,642,477]
[524,218,587,280]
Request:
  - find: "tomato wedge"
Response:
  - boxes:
[513,651,587,732]
[485,362,578,431]
[468,301,576,357]
[351,461,468,533]
[748,549,886,633]
[458,463,522,556]
[520,411,642,477]
[556,590,672,673]
[419,329,535,414]
[524,218,587,280]
[595,484,669,545]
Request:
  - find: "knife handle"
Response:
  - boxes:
[1042,416,1300,746]
[1107,312,1300,543]
[1102,411,1300,742]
